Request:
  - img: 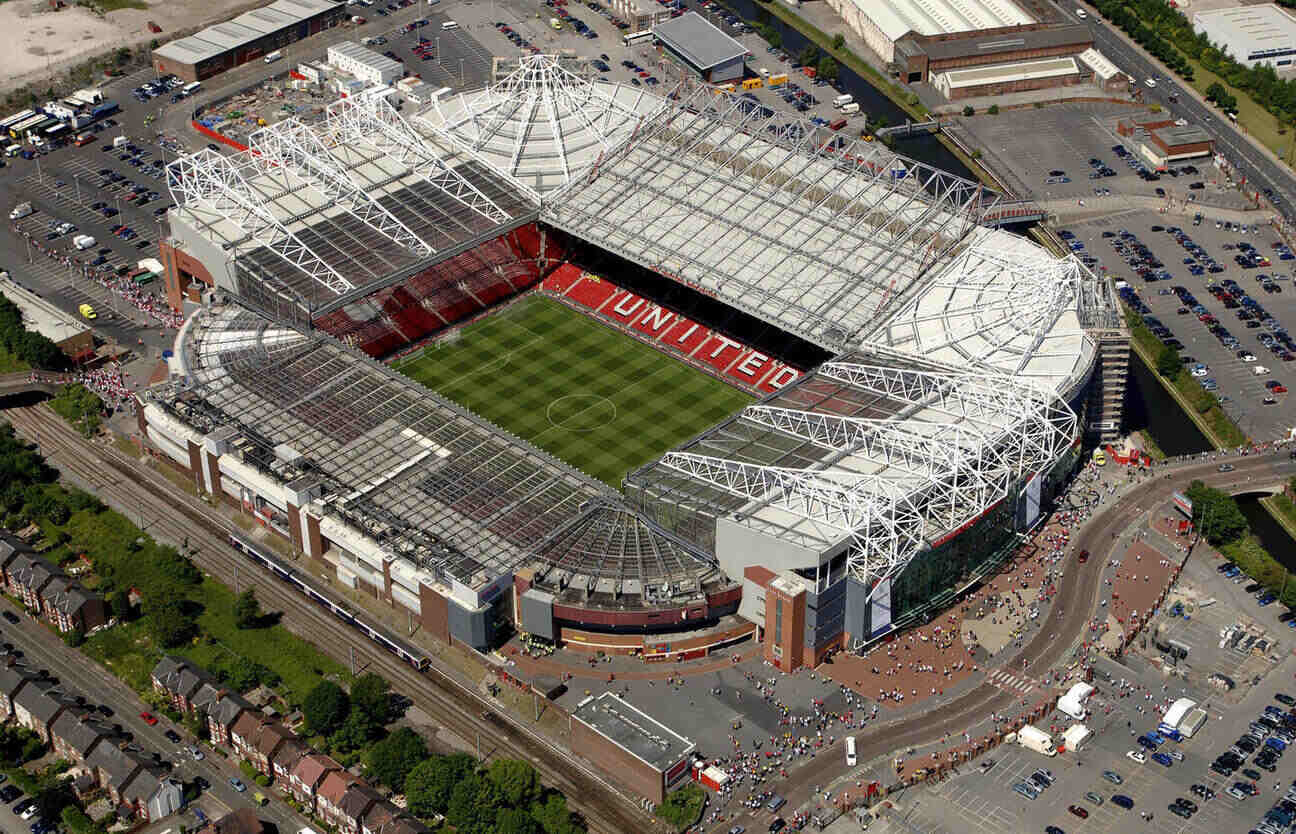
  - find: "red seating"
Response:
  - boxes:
[311,223,558,358]
[546,269,805,393]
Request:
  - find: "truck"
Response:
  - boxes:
[833,93,854,108]
[264,50,283,63]
[841,102,859,115]
[73,234,96,250]
[828,118,847,130]
[112,135,128,148]
[9,202,33,220]
[1016,725,1057,756]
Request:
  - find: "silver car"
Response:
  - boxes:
[1013,782,1040,800]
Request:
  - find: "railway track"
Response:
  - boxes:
[6,406,655,834]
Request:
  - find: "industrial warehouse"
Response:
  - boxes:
[142,57,1125,674]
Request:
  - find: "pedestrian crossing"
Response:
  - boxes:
[986,669,1037,695]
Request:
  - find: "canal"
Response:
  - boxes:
[1237,494,1296,573]
[717,0,972,177]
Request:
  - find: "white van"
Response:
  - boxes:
[264,50,283,63]
[441,19,458,29]
[833,93,853,108]
[1253,365,1270,375]
[846,736,857,767]
[1075,7,1087,18]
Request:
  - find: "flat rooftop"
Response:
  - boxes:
[1193,5,1296,54]
[916,23,1090,62]
[854,0,1033,43]
[153,0,337,65]
[572,692,695,771]
[937,56,1078,88]
[651,12,748,70]
[1154,124,1213,147]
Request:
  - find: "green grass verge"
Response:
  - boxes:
[655,783,705,832]
[0,346,29,374]
[1122,304,1247,448]
[395,295,752,487]
[1176,55,1289,165]
[1265,491,1296,540]
[93,0,148,10]
[1219,534,1296,609]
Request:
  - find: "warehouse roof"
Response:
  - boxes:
[935,56,1079,90]
[651,12,748,70]
[1193,5,1296,54]
[1078,47,1120,80]
[572,693,695,771]
[153,0,337,65]
[915,23,1089,62]
[328,41,405,79]
[1153,124,1213,147]
[853,0,1033,43]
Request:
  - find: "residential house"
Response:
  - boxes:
[361,801,430,834]
[38,574,107,634]
[0,534,33,587]
[315,769,359,833]
[86,742,149,806]
[4,550,60,613]
[271,737,306,789]
[0,656,40,719]
[12,679,70,743]
[151,656,210,715]
[50,706,112,763]
[121,768,184,822]
[289,752,341,811]
[207,691,252,745]
[231,712,295,776]
[199,807,264,834]
[335,783,384,834]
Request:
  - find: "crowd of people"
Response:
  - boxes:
[29,362,136,414]
[9,221,182,330]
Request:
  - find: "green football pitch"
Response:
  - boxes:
[394,295,753,487]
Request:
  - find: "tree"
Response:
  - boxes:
[831,33,845,50]
[233,589,261,629]
[407,753,476,817]
[447,773,503,834]
[531,793,582,834]
[655,784,705,829]
[987,104,999,115]
[62,628,84,648]
[1184,480,1249,545]
[110,589,134,621]
[962,105,974,116]
[798,44,818,68]
[365,727,427,791]
[33,775,75,821]
[48,384,102,438]
[817,56,838,83]
[146,598,196,648]
[497,808,542,834]
[302,680,350,736]
[488,759,541,808]
[1155,342,1182,377]
[350,672,391,726]
[327,708,376,755]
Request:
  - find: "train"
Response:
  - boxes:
[226,532,431,671]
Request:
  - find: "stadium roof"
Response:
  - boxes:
[650,12,749,70]
[875,228,1108,399]
[544,80,992,351]
[626,345,1077,590]
[168,96,538,317]
[416,55,665,193]
[165,305,716,594]
[853,0,1032,43]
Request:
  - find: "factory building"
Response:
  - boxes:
[651,13,748,83]
[327,41,405,87]
[1193,5,1296,69]
[151,0,346,83]
[569,693,695,805]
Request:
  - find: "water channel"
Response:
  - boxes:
[717,0,971,177]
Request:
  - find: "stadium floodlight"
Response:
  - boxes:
[324,95,512,225]
[167,148,355,297]
[250,118,435,257]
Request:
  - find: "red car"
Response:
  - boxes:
[1078,550,1089,564]
[139,711,158,725]
[1273,385,1288,394]
[1068,805,1089,819]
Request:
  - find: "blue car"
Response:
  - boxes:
[1113,794,1134,809]
[1152,752,1173,767]
[1137,736,1158,750]
[1261,595,1277,607]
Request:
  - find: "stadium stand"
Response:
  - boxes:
[312,224,566,357]
[542,268,802,393]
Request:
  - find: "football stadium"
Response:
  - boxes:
[143,56,1127,668]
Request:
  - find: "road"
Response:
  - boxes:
[2,405,658,834]
[0,597,298,832]
[1079,13,1296,219]
[716,450,1296,830]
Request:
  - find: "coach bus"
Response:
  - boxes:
[623,30,654,47]
[181,81,202,97]
[0,110,35,134]
[9,114,46,140]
